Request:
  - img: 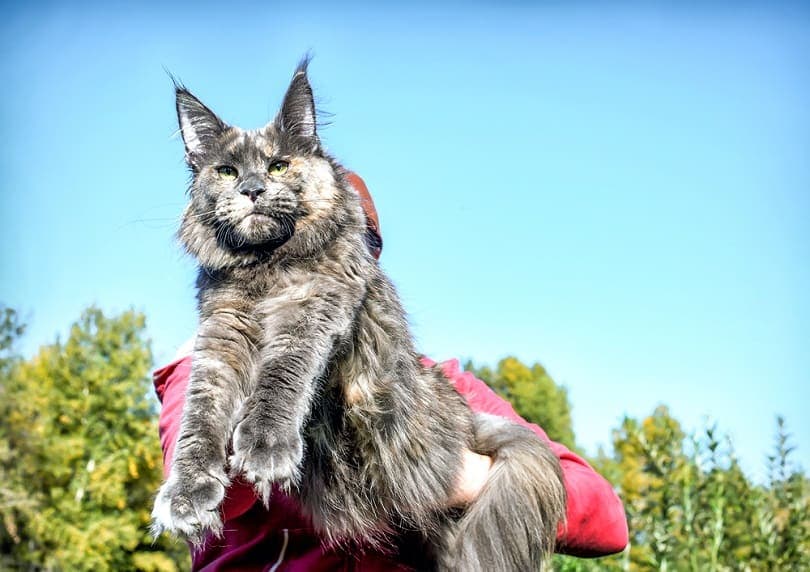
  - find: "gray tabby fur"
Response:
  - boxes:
[151,58,567,571]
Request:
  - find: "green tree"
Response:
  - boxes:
[599,407,809,572]
[0,306,188,571]
[466,356,576,449]
[611,406,689,570]
[0,307,34,569]
[752,417,810,570]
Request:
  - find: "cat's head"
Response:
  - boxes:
[175,59,360,270]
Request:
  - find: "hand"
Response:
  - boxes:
[448,449,493,507]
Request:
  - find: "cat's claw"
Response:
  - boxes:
[151,471,228,545]
[230,418,304,506]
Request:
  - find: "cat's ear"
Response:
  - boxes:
[175,87,227,166]
[274,57,319,149]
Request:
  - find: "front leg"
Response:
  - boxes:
[152,317,256,544]
[229,355,309,504]
[230,290,356,505]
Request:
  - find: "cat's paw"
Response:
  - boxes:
[229,416,304,505]
[151,470,228,545]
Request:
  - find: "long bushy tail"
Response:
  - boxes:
[438,413,567,571]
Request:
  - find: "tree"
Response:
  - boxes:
[0,307,34,569]
[601,407,809,572]
[610,405,689,570]
[753,417,810,570]
[0,306,188,571]
[466,356,576,449]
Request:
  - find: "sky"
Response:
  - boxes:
[1,1,808,481]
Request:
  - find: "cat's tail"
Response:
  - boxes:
[438,412,567,572]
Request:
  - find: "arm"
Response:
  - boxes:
[427,358,629,557]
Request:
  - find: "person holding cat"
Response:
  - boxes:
[154,172,628,571]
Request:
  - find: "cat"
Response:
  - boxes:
[151,58,567,571]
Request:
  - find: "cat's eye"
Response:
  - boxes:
[268,161,289,176]
[216,165,238,180]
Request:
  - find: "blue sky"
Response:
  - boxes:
[2,1,808,480]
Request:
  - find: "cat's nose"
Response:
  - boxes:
[240,186,265,202]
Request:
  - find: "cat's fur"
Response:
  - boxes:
[151,59,567,571]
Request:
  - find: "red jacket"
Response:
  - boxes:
[154,356,628,571]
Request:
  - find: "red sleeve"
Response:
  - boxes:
[152,356,190,479]
[424,358,629,557]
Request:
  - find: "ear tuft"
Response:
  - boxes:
[175,87,227,164]
[276,55,319,145]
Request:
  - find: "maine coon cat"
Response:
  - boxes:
[151,59,567,571]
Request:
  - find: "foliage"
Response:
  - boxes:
[466,357,576,450]
[554,409,808,571]
[1,311,807,570]
[0,306,189,571]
